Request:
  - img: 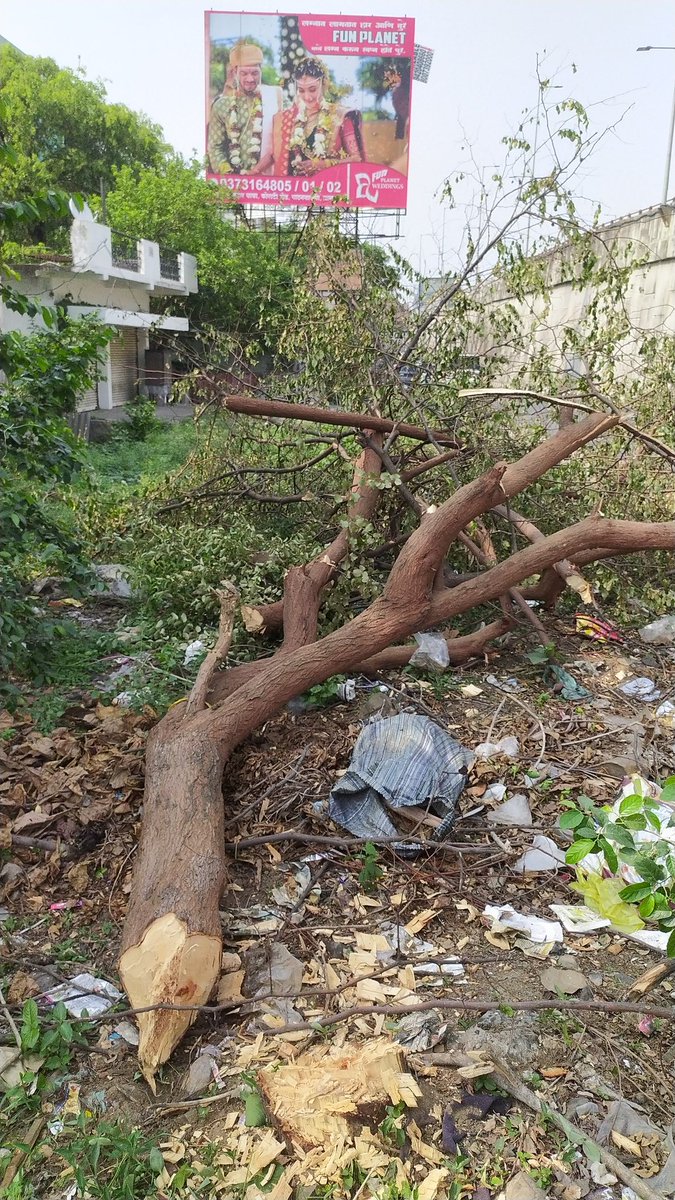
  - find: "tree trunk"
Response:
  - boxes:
[119,718,226,1088]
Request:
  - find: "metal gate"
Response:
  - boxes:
[110,328,139,407]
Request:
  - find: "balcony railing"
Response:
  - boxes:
[110,229,140,272]
[159,247,181,282]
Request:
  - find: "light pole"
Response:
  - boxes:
[637,46,675,204]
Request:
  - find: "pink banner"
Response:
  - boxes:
[205,11,414,210]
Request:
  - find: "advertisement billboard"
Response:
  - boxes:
[205,10,414,209]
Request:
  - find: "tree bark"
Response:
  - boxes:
[209,390,460,446]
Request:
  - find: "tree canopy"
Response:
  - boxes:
[0,45,169,207]
[104,159,296,337]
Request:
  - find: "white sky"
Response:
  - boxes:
[4,1,675,272]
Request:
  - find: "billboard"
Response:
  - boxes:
[205,11,414,210]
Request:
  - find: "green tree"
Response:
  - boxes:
[0,45,168,230]
[0,113,113,686]
[104,159,296,337]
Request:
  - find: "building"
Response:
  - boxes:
[1,205,198,411]
[477,200,675,379]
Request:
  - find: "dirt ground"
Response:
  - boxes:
[2,612,675,1198]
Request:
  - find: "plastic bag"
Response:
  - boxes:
[639,615,675,645]
[410,631,449,672]
[570,871,644,934]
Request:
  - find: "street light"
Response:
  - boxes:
[637,45,675,204]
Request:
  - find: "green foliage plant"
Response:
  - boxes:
[562,777,675,953]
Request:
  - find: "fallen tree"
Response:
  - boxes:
[119,87,675,1084]
[120,405,675,1085]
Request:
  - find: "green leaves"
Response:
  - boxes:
[619,793,644,817]
[565,838,597,865]
[20,998,41,1052]
[244,1089,267,1127]
[559,809,585,830]
[566,779,675,956]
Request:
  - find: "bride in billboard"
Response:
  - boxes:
[273,57,365,177]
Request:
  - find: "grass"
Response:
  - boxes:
[23,619,119,731]
[86,421,198,487]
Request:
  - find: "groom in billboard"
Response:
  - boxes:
[208,42,282,175]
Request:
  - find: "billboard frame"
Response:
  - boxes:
[204,9,415,213]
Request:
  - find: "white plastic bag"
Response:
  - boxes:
[410,632,449,672]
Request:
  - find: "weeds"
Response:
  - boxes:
[59,1119,165,1200]
[378,1101,406,1148]
[1,999,91,1126]
[357,842,383,891]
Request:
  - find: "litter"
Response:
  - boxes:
[482,782,507,804]
[377,921,465,978]
[394,1010,447,1053]
[620,677,662,702]
[0,1046,44,1091]
[243,942,303,998]
[486,793,532,826]
[183,639,206,666]
[181,1045,222,1098]
[111,1020,139,1047]
[548,665,591,701]
[597,1099,675,1193]
[336,678,356,702]
[549,904,610,933]
[512,834,566,873]
[92,563,133,599]
[271,864,316,909]
[639,614,675,645]
[574,613,624,643]
[410,631,449,672]
[485,675,521,691]
[483,905,563,945]
[459,683,483,698]
[571,873,645,934]
[656,700,675,725]
[328,714,469,843]
[46,973,122,1019]
[473,736,520,761]
[574,775,675,893]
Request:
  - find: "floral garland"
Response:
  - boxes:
[224,92,263,172]
[288,98,340,165]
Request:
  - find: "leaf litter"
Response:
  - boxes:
[2,622,675,1197]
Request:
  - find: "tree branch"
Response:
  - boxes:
[206,389,461,445]
[184,582,238,718]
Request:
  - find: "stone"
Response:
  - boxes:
[92,563,133,599]
[541,966,589,995]
[459,1010,540,1069]
[557,954,580,970]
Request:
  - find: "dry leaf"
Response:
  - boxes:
[484,929,511,950]
[67,862,89,894]
[7,971,40,1004]
[417,1167,449,1200]
[407,1119,445,1165]
[611,1130,642,1157]
[405,909,437,936]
